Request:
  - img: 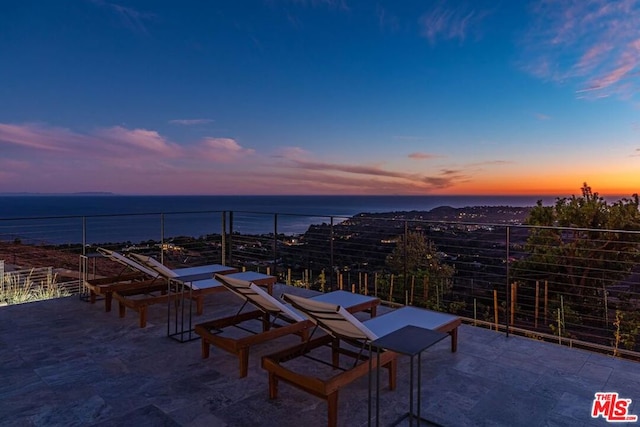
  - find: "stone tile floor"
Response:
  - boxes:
[1,284,639,426]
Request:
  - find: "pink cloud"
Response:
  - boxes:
[0,122,475,195]
[419,2,488,45]
[90,0,155,33]
[0,123,81,151]
[198,137,255,162]
[521,0,640,99]
[168,119,214,125]
[95,126,182,157]
[408,152,438,160]
[534,113,551,120]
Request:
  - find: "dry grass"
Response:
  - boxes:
[1,270,70,305]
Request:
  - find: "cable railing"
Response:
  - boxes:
[1,209,639,360]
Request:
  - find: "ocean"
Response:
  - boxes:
[0,194,556,245]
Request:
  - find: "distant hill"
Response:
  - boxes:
[0,192,116,196]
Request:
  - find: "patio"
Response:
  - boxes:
[1,285,638,427]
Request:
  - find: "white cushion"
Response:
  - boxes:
[283,293,378,341]
[97,248,161,278]
[215,274,305,322]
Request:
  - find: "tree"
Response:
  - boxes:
[512,183,640,327]
[385,231,454,308]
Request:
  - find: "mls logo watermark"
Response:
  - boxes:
[592,392,638,423]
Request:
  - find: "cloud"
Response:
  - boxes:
[520,0,640,100]
[274,146,310,160]
[0,123,85,152]
[0,122,475,195]
[280,155,469,192]
[90,0,155,33]
[408,152,439,160]
[377,5,400,32]
[419,1,488,45]
[198,137,255,162]
[168,119,214,126]
[393,135,426,141]
[95,126,182,157]
[467,160,512,168]
[534,113,551,120]
[286,0,349,10]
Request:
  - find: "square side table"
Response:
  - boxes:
[370,325,448,426]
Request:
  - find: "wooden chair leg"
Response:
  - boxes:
[387,358,397,390]
[139,306,147,328]
[327,391,339,427]
[105,293,112,312]
[450,328,458,352]
[90,291,96,304]
[201,339,210,358]
[239,347,249,378]
[331,338,340,368]
[196,297,204,315]
[118,302,126,318]
[268,372,278,399]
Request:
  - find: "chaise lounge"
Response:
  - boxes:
[261,294,461,427]
[195,274,380,378]
[83,248,170,312]
[99,249,238,327]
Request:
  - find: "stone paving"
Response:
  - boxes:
[1,284,639,427]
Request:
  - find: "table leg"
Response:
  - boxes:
[418,353,421,425]
[410,354,414,426]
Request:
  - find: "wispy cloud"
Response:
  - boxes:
[376,5,400,32]
[287,0,349,10]
[0,123,474,194]
[408,152,439,160]
[465,160,512,170]
[169,119,214,126]
[521,0,640,100]
[90,0,155,33]
[534,113,551,120]
[94,126,182,157]
[278,149,468,192]
[0,123,82,151]
[393,135,426,141]
[198,137,255,162]
[419,1,488,45]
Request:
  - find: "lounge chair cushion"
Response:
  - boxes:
[363,306,459,339]
[283,293,378,341]
[214,274,305,322]
[97,248,161,279]
[128,253,178,278]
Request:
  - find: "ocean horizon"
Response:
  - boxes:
[0,194,569,244]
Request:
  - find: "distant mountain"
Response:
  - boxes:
[0,192,117,196]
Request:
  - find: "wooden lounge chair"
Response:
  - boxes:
[261,294,461,427]
[100,249,237,328]
[83,248,166,312]
[195,274,380,378]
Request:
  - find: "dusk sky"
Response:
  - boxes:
[1,0,639,196]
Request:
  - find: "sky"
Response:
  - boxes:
[1,0,639,197]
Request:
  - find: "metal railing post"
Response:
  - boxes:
[273,213,278,278]
[228,211,234,265]
[221,211,226,265]
[160,213,165,264]
[505,225,510,338]
[330,216,335,292]
[82,216,86,255]
[403,220,408,305]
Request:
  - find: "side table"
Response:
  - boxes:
[369,325,448,426]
